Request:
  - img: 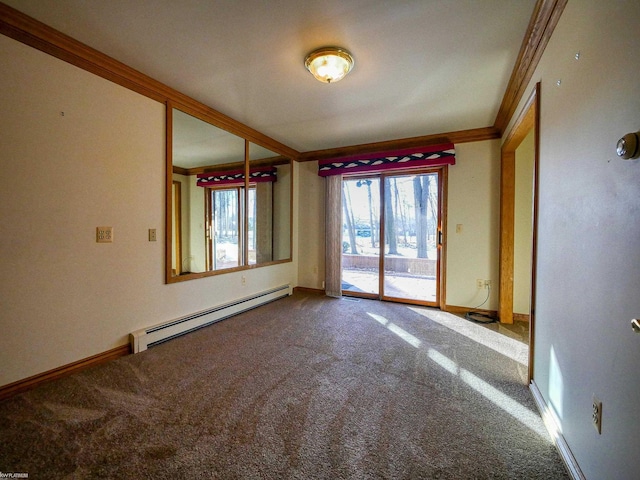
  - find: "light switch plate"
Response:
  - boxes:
[96,226,113,243]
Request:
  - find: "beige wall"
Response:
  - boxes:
[446,140,501,310]
[0,34,295,387]
[513,129,534,315]
[508,1,640,478]
[295,160,325,289]
[187,175,206,272]
[273,163,292,260]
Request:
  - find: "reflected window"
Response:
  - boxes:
[208,187,245,270]
[167,105,292,283]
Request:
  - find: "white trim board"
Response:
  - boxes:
[530,380,585,480]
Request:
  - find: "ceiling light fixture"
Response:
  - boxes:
[304,47,354,84]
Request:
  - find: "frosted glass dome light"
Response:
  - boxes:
[305,47,354,84]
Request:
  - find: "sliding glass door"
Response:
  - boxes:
[382,172,439,303]
[207,187,243,270]
[342,177,381,296]
[341,169,442,306]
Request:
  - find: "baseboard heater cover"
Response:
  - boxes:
[130,284,291,353]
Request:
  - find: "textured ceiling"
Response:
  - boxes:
[3,0,536,153]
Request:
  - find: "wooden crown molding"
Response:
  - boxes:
[297,126,501,163]
[173,165,190,176]
[493,0,567,134]
[174,156,290,177]
[0,2,299,160]
[503,85,538,150]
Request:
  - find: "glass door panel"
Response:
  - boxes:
[382,173,439,303]
[341,177,381,295]
[209,187,242,270]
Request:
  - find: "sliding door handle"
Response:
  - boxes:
[438,231,443,245]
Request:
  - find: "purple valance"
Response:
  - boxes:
[197,166,277,187]
[317,143,455,177]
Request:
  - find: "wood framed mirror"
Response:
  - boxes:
[166,102,292,283]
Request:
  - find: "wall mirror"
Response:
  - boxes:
[167,105,292,282]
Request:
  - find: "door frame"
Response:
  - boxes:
[499,82,540,382]
[172,180,182,276]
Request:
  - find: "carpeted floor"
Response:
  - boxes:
[0,292,569,479]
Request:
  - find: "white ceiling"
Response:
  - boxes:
[3,0,536,153]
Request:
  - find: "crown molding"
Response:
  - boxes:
[493,0,568,134]
[298,126,500,162]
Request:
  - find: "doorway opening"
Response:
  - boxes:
[341,168,445,307]
[499,83,540,382]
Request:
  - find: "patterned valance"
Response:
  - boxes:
[317,143,455,177]
[197,167,277,187]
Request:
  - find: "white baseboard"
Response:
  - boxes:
[530,380,585,480]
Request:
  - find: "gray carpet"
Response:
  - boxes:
[0,292,569,479]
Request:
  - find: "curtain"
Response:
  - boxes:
[325,174,343,297]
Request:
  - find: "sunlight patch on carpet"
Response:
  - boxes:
[408,307,528,365]
[367,310,550,440]
[428,348,551,440]
[367,312,422,348]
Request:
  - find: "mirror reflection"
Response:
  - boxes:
[169,107,291,281]
[171,108,245,275]
[248,143,292,265]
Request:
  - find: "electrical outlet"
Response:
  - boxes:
[592,395,602,434]
[241,275,246,286]
[148,228,157,242]
[96,226,113,243]
[484,280,492,288]
[476,279,484,288]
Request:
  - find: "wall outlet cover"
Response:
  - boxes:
[96,226,113,243]
[592,395,602,434]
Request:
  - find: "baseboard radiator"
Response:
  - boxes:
[130,284,291,353]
